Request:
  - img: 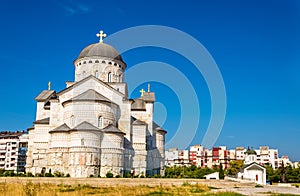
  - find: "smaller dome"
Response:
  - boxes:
[76,43,124,63]
[246,147,257,155]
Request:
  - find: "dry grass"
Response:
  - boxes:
[0,180,243,196]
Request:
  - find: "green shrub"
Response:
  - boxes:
[35,173,43,177]
[254,184,263,188]
[3,171,15,177]
[0,169,5,176]
[26,172,34,177]
[106,171,113,178]
[53,171,64,177]
[123,173,131,178]
[45,173,54,177]
[18,173,26,177]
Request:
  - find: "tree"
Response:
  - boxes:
[219,163,225,179]
[225,160,244,176]
[265,164,274,181]
[165,165,215,179]
[280,161,287,183]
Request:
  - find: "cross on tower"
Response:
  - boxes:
[96,30,107,43]
[140,89,145,97]
[48,81,51,90]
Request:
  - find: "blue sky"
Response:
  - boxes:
[0,0,299,161]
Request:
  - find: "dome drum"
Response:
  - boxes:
[74,43,126,69]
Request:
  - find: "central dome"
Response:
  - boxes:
[76,42,124,63]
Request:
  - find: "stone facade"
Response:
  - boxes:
[26,35,166,177]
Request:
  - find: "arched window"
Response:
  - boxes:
[94,70,99,78]
[71,115,75,127]
[98,116,103,128]
[108,72,112,82]
[89,60,93,63]
[117,74,122,82]
[95,60,99,63]
[82,71,86,78]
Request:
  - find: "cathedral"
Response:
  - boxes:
[26,30,166,177]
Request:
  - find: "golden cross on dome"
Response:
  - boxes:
[140,89,145,97]
[96,30,106,43]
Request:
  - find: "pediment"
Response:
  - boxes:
[72,121,101,131]
[57,75,125,105]
[57,75,124,97]
[102,124,125,135]
[49,123,70,133]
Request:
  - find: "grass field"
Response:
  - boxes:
[0,181,242,196]
[0,178,299,196]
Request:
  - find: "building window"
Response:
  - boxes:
[95,60,99,63]
[82,71,86,78]
[98,116,103,128]
[94,70,99,78]
[108,72,112,82]
[117,74,122,82]
[89,60,93,63]
[71,115,75,127]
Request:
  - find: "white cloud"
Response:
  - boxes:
[58,1,90,15]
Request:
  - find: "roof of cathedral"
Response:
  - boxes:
[71,89,114,104]
[102,124,125,135]
[153,121,167,134]
[33,117,50,125]
[27,126,34,131]
[49,123,71,133]
[71,121,100,131]
[131,99,146,111]
[141,92,155,102]
[57,75,125,97]
[35,90,55,102]
[75,42,125,64]
[132,119,147,125]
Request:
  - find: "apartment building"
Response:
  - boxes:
[165,145,280,170]
[0,131,28,173]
